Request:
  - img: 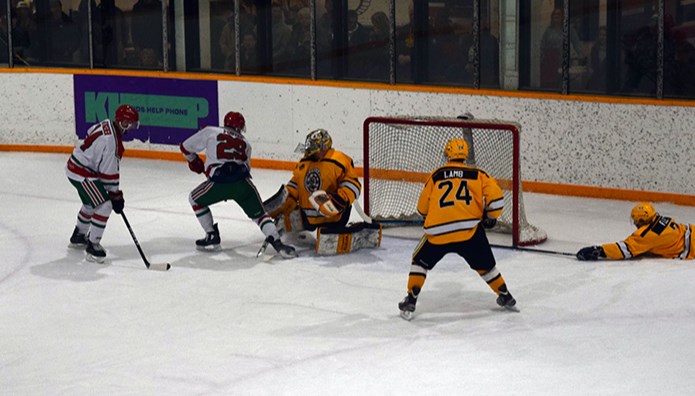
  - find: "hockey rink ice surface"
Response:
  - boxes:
[2,152,695,395]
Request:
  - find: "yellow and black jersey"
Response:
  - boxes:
[602,215,694,260]
[417,161,504,244]
[286,148,361,226]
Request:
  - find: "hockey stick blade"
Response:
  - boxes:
[121,212,171,271]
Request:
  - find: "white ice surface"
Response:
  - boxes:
[1,152,695,395]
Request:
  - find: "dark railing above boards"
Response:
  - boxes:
[1,0,694,100]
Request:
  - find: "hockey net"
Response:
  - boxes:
[362,116,546,247]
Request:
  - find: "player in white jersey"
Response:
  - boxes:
[65,104,140,263]
[179,111,297,258]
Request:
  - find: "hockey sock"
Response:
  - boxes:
[407,264,427,295]
[88,202,112,243]
[254,214,280,240]
[76,205,94,234]
[476,266,508,295]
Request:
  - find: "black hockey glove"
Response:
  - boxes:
[576,245,605,261]
[110,190,124,214]
[481,213,496,229]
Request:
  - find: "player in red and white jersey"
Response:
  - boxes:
[179,111,296,258]
[65,104,139,263]
[577,202,695,261]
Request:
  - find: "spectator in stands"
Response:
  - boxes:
[12,1,34,63]
[240,30,258,73]
[271,6,292,68]
[285,6,311,75]
[540,8,581,90]
[219,10,236,71]
[395,2,416,82]
[428,10,456,82]
[97,0,127,67]
[130,0,163,66]
[621,13,674,95]
[0,12,8,64]
[364,10,390,80]
[345,9,370,79]
[666,35,695,97]
[43,0,80,63]
[586,26,608,92]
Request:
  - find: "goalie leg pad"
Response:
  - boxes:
[276,208,305,234]
[316,222,382,255]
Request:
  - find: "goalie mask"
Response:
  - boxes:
[115,104,139,133]
[297,129,332,159]
[444,138,469,161]
[224,111,246,133]
[631,202,657,227]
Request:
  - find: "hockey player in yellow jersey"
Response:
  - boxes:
[576,202,694,261]
[265,128,381,255]
[398,138,517,320]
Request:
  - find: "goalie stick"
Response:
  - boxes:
[121,212,171,271]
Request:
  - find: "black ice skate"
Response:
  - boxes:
[267,235,298,259]
[496,292,519,312]
[398,290,419,321]
[196,223,221,251]
[86,240,106,263]
[69,227,88,249]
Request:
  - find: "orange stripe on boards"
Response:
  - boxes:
[2,67,694,108]
[523,181,695,206]
[2,144,693,206]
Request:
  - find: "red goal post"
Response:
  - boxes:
[362,116,547,247]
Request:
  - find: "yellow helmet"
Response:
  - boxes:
[302,129,332,159]
[444,138,469,161]
[630,202,657,227]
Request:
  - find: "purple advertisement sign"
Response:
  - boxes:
[74,75,218,145]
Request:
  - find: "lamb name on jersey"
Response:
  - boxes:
[65,119,123,193]
[418,163,504,244]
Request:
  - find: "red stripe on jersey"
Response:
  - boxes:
[67,158,98,178]
[98,172,119,180]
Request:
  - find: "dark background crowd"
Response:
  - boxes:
[1,0,694,99]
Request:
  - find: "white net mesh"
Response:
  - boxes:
[364,116,546,246]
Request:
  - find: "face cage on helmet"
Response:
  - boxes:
[118,119,139,132]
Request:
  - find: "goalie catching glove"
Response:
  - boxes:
[309,190,345,217]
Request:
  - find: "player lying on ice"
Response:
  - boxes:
[179,111,297,258]
[263,128,381,255]
[576,202,694,261]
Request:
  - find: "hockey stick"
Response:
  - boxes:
[353,203,575,258]
[490,244,576,258]
[120,212,171,271]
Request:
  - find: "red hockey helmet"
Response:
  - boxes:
[115,104,139,132]
[224,111,246,133]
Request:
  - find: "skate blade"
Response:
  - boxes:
[399,310,414,321]
[68,243,87,249]
[498,304,520,313]
[196,244,221,252]
[86,254,106,264]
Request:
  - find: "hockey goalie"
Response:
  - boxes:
[264,128,381,255]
